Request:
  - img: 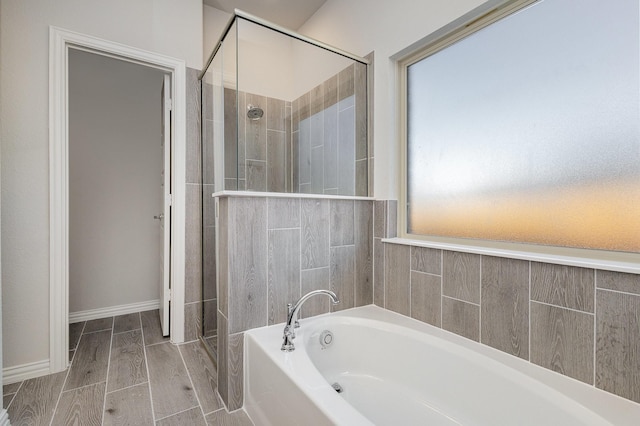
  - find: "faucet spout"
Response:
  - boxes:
[281,290,339,352]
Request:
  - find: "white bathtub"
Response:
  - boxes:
[244,306,640,425]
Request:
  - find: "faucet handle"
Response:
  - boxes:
[287,303,301,328]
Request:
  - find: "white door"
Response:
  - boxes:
[159,74,172,336]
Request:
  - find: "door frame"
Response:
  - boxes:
[49,26,187,373]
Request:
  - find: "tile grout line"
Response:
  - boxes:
[100,324,115,425]
[49,320,86,426]
[5,381,24,411]
[154,404,201,424]
[531,299,595,316]
[442,294,481,308]
[595,286,640,299]
[140,312,157,424]
[104,380,150,396]
[177,345,208,422]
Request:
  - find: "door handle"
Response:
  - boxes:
[154,214,164,220]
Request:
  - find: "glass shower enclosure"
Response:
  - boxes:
[199,10,369,362]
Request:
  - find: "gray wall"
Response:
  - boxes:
[374,200,640,405]
[216,196,373,410]
[68,50,166,313]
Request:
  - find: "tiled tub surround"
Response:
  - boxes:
[374,200,640,405]
[216,195,373,410]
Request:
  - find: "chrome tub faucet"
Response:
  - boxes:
[281,290,339,351]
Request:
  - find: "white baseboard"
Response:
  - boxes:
[3,359,50,385]
[0,409,9,426]
[69,299,160,323]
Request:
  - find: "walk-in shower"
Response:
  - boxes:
[198,10,369,365]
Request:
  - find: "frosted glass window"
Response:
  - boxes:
[406,0,640,253]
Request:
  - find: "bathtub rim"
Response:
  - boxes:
[244,305,640,425]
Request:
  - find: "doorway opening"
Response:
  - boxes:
[50,27,187,374]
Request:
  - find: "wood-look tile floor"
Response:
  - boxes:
[3,310,254,426]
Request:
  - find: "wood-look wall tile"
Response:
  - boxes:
[141,309,169,346]
[531,262,594,313]
[324,74,338,108]
[323,103,339,191]
[65,329,111,390]
[442,297,479,342]
[245,93,267,161]
[203,119,216,185]
[203,225,217,301]
[228,333,244,411]
[292,131,300,190]
[374,238,385,307]
[268,229,301,325]
[310,110,323,151]
[298,119,311,185]
[267,198,300,229]
[374,201,386,239]
[596,289,640,403]
[186,67,201,184]
[355,62,367,162]
[4,393,15,410]
[203,184,216,227]
[267,97,285,131]
[218,198,229,318]
[285,103,292,193]
[337,107,355,196]
[384,244,410,316]
[237,91,246,181]
[331,246,356,312]
[267,130,286,193]
[185,183,202,304]
[531,302,594,384]
[481,256,529,360]
[338,64,355,109]
[310,145,324,193]
[184,302,202,342]
[217,312,229,405]
[442,251,480,304]
[330,200,354,247]
[301,199,330,270]
[385,200,397,237]
[355,159,368,197]
[108,329,146,392]
[355,201,373,306]
[223,88,238,181]
[411,247,441,275]
[310,84,324,117]
[113,313,140,334]
[179,341,222,415]
[411,271,441,327]
[300,267,331,319]
[157,407,206,426]
[103,383,153,426]
[597,270,640,295]
[205,409,254,426]
[228,197,268,334]
[146,342,199,420]
[203,300,217,340]
[7,371,67,426]
[52,382,105,426]
[245,160,266,192]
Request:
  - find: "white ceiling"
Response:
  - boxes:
[203,0,327,30]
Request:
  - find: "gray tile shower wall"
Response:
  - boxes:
[185,68,203,342]
[292,63,368,196]
[374,200,640,405]
[217,195,373,410]
[224,88,291,192]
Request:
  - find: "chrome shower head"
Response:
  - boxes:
[247,104,264,120]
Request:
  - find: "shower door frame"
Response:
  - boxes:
[48,27,187,374]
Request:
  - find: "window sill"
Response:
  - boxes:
[382,236,640,275]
